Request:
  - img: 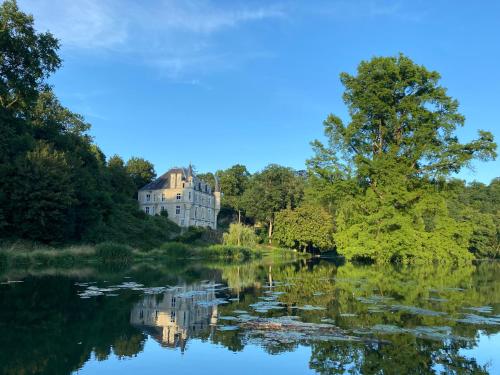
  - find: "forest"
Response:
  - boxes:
[1,0,498,263]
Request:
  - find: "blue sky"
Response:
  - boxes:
[18,0,500,182]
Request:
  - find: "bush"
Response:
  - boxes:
[223,223,258,247]
[95,242,133,263]
[0,252,7,270]
[202,244,260,260]
[175,226,206,243]
[10,254,31,268]
[158,242,193,257]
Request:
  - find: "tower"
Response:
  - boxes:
[213,175,221,229]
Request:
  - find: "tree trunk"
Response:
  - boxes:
[268,220,273,245]
[238,209,241,224]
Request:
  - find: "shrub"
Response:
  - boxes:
[223,223,258,247]
[95,242,133,263]
[0,252,7,270]
[158,242,193,257]
[10,254,31,268]
[203,244,259,260]
[175,226,206,243]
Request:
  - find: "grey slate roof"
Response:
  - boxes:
[139,167,189,191]
[139,166,214,192]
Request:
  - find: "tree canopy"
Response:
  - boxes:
[307,54,497,263]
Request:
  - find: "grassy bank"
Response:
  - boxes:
[0,240,305,273]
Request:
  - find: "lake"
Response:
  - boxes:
[0,258,499,374]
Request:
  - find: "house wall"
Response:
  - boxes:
[138,172,220,229]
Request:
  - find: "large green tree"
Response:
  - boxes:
[308,54,496,263]
[125,157,156,191]
[242,164,304,244]
[217,164,250,223]
[274,204,335,252]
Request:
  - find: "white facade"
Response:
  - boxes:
[138,167,221,229]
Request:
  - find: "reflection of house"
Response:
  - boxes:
[130,283,219,351]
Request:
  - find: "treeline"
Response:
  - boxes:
[1,2,498,263]
[210,55,499,263]
[0,1,178,248]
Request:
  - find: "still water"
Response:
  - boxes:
[0,259,499,374]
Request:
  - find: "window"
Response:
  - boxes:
[146,194,151,202]
[195,207,198,218]
[176,206,181,215]
[176,193,181,200]
[189,191,191,200]
[170,311,176,323]
[161,193,165,201]
[145,207,150,214]
[161,206,165,212]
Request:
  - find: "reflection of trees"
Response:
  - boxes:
[0,276,145,375]
[0,261,498,374]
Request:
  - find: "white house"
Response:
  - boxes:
[138,165,220,229]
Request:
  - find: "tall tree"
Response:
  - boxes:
[309,54,496,263]
[242,164,303,244]
[218,164,250,223]
[125,157,156,190]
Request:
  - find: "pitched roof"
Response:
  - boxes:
[139,167,189,191]
[139,166,214,192]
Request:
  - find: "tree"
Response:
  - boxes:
[309,54,496,263]
[125,157,156,190]
[274,204,335,252]
[242,164,303,244]
[9,142,75,242]
[218,164,250,223]
[319,54,495,183]
[0,0,60,113]
[223,223,258,247]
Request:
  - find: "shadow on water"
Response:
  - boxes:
[0,259,499,374]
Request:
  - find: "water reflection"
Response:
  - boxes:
[130,283,219,350]
[0,260,499,374]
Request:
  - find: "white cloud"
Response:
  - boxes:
[18,0,284,77]
[19,0,127,49]
[20,0,284,47]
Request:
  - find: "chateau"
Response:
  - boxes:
[138,166,220,229]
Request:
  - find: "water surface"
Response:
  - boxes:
[1,259,499,374]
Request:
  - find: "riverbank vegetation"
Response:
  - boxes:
[0,1,498,265]
[0,239,303,274]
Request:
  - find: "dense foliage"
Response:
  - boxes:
[273,204,335,252]
[0,1,178,247]
[306,54,497,263]
[223,223,258,247]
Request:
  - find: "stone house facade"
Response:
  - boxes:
[138,166,220,229]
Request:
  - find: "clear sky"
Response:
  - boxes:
[18,0,500,182]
